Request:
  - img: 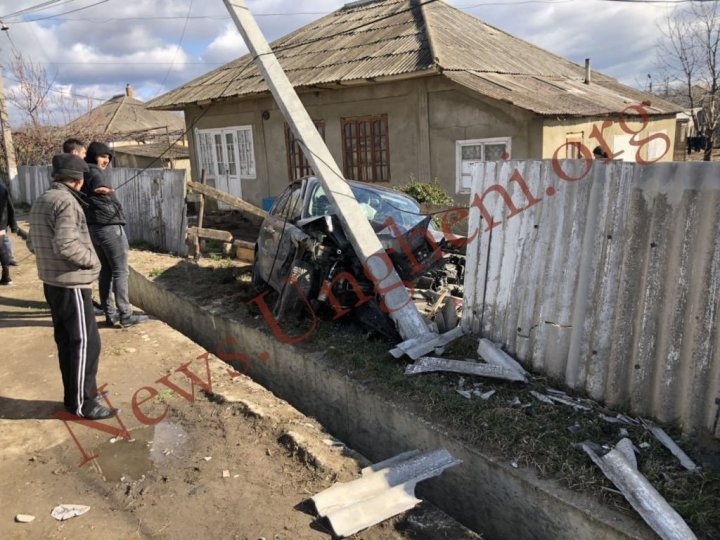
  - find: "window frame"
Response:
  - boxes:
[285,120,325,181]
[340,114,390,183]
[455,137,512,194]
[194,125,256,181]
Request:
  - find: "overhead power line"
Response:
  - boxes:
[160,0,193,89]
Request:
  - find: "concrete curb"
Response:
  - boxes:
[128,265,652,540]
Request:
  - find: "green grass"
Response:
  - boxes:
[152,388,176,405]
[148,267,166,278]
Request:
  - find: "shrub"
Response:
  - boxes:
[394,181,453,206]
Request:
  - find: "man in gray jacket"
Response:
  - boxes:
[29,154,117,420]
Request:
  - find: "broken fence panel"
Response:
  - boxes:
[312,448,461,537]
[530,391,555,405]
[390,326,467,360]
[405,357,527,383]
[477,338,528,378]
[645,424,699,472]
[582,439,697,540]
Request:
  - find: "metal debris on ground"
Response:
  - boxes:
[545,393,592,411]
[477,338,528,378]
[50,504,90,521]
[405,357,527,382]
[456,389,473,399]
[474,389,496,400]
[530,391,555,405]
[390,326,467,360]
[581,438,697,540]
[311,448,461,538]
[643,422,699,472]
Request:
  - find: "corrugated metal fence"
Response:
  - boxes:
[15,166,187,256]
[463,160,720,437]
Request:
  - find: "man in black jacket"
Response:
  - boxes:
[83,141,147,328]
[0,181,18,285]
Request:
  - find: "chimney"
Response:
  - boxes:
[584,58,591,85]
[126,83,135,98]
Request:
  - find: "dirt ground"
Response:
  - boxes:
[0,232,468,540]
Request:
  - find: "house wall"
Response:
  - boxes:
[184,76,546,208]
[113,153,191,177]
[542,115,678,163]
[183,79,674,210]
[186,78,431,208]
[426,78,544,200]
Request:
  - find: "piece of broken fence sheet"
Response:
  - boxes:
[405,357,527,383]
[312,449,461,537]
[581,439,697,540]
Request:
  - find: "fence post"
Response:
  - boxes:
[194,169,207,260]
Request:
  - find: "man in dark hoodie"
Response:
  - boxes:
[0,181,18,284]
[83,141,147,328]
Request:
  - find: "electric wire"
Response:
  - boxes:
[158,0,193,89]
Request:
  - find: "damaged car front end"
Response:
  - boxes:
[252,177,464,339]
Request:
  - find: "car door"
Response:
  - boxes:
[256,183,305,291]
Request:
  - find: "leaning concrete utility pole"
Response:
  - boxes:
[0,66,18,190]
[223,0,430,341]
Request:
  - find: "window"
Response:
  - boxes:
[285,121,325,181]
[341,114,390,182]
[195,126,256,180]
[456,137,511,193]
[565,132,584,159]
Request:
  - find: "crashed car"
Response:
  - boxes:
[252,177,464,338]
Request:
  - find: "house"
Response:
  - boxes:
[69,84,188,168]
[112,142,190,177]
[148,0,681,207]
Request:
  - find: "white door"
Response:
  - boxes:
[215,130,242,209]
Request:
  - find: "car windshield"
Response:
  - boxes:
[306,183,427,231]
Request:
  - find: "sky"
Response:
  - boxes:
[0,0,682,127]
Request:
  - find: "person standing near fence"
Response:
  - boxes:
[83,141,148,328]
[28,153,116,419]
[63,138,87,160]
[0,181,18,284]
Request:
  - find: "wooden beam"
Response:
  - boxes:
[187,181,266,219]
[194,169,207,259]
[187,227,233,242]
[232,239,255,249]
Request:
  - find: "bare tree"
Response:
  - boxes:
[6,51,107,165]
[659,2,720,161]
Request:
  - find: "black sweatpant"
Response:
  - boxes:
[43,284,101,416]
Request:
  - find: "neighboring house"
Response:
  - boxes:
[68,84,188,168]
[148,0,680,207]
[113,142,191,177]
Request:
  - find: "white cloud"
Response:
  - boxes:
[201,22,248,64]
[0,0,683,126]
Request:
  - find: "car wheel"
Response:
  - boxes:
[274,259,314,319]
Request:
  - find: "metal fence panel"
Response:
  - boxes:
[463,160,720,437]
[18,166,187,256]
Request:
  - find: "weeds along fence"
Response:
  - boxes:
[463,159,720,437]
[14,166,187,256]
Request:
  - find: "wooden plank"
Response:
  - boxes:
[187,180,266,219]
[235,245,255,262]
[194,169,207,259]
[186,226,233,242]
[232,239,255,249]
